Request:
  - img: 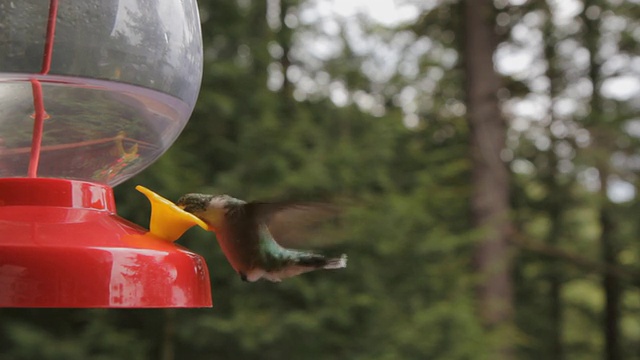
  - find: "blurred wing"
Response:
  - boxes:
[246,201,341,247]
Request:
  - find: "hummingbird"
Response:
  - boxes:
[175,193,347,282]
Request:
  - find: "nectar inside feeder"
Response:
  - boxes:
[0,0,211,307]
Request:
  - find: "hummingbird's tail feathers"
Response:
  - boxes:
[254,253,348,282]
[323,254,347,269]
[292,252,347,269]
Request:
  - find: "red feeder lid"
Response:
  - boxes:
[0,178,212,308]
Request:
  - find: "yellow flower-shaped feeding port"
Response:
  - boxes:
[136,185,209,241]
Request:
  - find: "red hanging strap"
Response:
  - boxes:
[28,0,59,178]
[40,0,58,75]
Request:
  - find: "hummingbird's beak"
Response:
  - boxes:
[176,203,217,232]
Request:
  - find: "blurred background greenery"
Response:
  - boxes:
[2,0,640,359]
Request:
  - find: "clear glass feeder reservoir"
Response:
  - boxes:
[0,0,202,185]
[0,0,211,308]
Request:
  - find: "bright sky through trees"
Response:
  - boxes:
[304,0,639,203]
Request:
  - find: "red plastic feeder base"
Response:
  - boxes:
[0,178,212,308]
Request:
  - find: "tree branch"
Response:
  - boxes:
[510,232,640,288]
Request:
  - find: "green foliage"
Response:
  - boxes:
[0,310,149,360]
[4,0,640,359]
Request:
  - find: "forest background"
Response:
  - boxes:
[2,0,640,359]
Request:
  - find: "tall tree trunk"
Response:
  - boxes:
[277,0,294,98]
[543,154,565,360]
[462,0,513,358]
[546,195,564,360]
[541,3,565,356]
[582,4,622,359]
[161,309,176,360]
[599,183,621,360]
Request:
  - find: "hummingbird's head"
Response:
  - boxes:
[176,193,215,214]
[176,194,245,228]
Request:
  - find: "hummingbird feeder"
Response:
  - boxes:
[0,0,212,307]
